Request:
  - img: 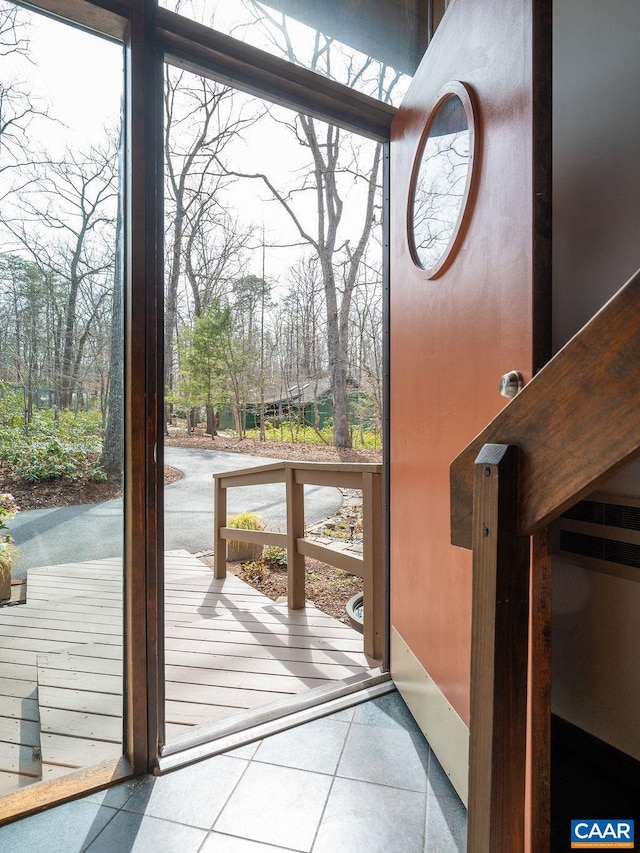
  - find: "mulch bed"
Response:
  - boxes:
[230,557,362,626]
[0,466,182,511]
[0,470,121,511]
[165,430,382,465]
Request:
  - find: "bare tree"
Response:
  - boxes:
[6,139,118,408]
[227,122,381,447]
[0,3,49,192]
[348,253,383,443]
[223,5,396,447]
[164,67,258,431]
[183,202,252,319]
[284,256,326,380]
[101,124,124,475]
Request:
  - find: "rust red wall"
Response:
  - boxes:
[390,0,540,725]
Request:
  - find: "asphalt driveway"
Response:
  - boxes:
[9,447,342,579]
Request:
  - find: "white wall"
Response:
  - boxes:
[552,0,640,759]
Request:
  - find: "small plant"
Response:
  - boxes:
[0,538,18,574]
[226,511,266,562]
[0,492,19,535]
[239,560,269,584]
[89,465,108,483]
[262,545,287,569]
[0,493,19,599]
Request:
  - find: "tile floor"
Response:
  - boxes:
[0,691,467,852]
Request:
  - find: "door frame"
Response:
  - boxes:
[0,0,411,822]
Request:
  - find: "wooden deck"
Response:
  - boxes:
[0,551,371,795]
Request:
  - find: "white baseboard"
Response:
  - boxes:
[391,626,469,806]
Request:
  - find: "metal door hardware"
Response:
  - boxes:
[499,371,524,398]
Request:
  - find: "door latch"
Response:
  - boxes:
[499,371,524,399]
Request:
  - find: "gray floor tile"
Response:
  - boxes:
[1,695,453,853]
[83,777,145,809]
[323,706,355,723]
[86,810,207,852]
[337,722,429,792]
[202,833,298,852]
[425,790,467,852]
[254,717,350,774]
[214,762,332,852]
[122,754,248,829]
[0,800,118,853]
[351,691,421,732]
[312,777,426,853]
[225,741,262,760]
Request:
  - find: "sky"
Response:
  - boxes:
[1,3,381,292]
[21,14,123,154]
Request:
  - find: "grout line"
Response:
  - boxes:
[208,746,256,836]
[78,802,121,852]
[308,701,356,852]
[201,828,297,852]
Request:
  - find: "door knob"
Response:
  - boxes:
[499,371,524,398]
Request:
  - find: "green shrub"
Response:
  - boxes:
[227,511,265,529]
[0,390,104,483]
[226,511,266,561]
[14,439,85,482]
[0,384,24,428]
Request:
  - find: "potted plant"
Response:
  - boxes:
[0,493,19,602]
[226,511,265,562]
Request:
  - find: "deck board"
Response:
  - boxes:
[165,700,234,726]
[165,635,367,666]
[39,734,120,769]
[164,648,366,680]
[0,770,33,795]
[0,696,39,723]
[0,550,372,796]
[39,708,122,742]
[0,742,41,777]
[38,686,122,718]
[0,717,40,747]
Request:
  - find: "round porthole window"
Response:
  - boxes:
[410,82,478,278]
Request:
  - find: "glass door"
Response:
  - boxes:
[0,3,125,795]
[161,54,385,749]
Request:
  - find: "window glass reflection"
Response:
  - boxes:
[412,94,471,273]
[161,0,424,106]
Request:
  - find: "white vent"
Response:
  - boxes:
[551,492,640,580]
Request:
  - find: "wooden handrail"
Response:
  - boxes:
[213,461,383,661]
[451,267,640,549]
[467,445,529,852]
[451,267,640,852]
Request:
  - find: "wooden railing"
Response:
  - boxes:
[213,461,383,661]
[450,267,640,852]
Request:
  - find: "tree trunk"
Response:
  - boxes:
[101,148,124,477]
[321,258,351,448]
[205,402,217,437]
